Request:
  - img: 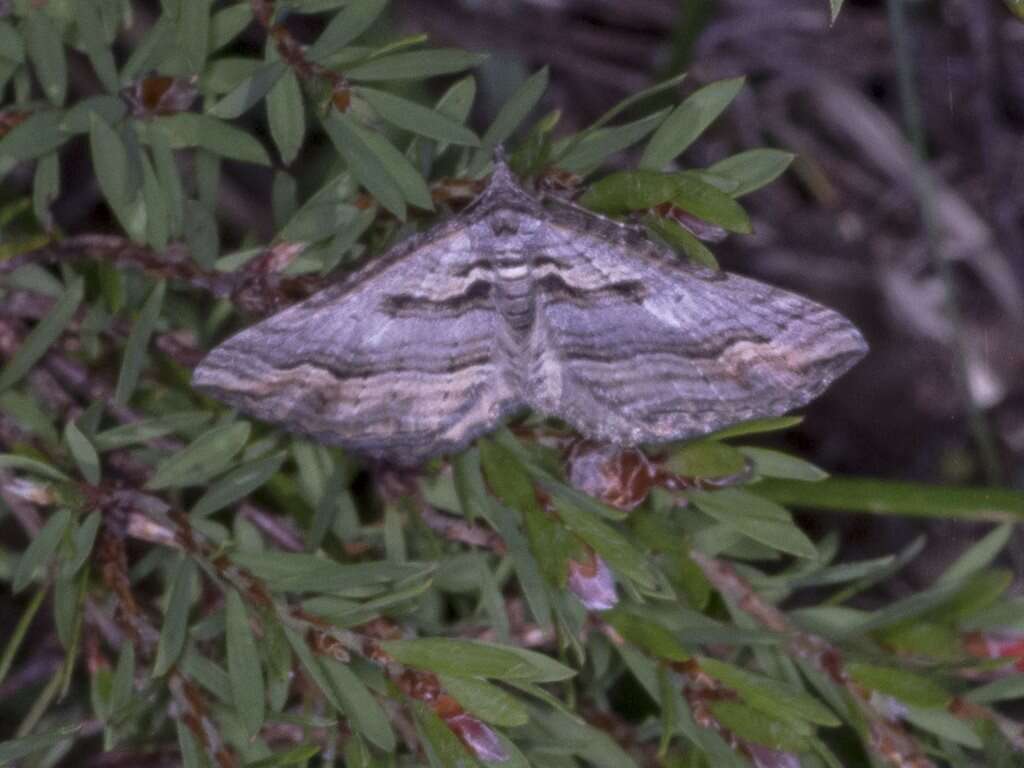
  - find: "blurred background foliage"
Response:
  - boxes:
[1,1,1024,767]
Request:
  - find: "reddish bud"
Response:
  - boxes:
[566,440,655,511]
[445,712,508,763]
[567,552,618,611]
[652,202,728,243]
[747,743,802,768]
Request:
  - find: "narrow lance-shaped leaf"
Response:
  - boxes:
[146,421,251,490]
[267,68,305,165]
[225,588,265,738]
[345,49,488,82]
[357,87,480,147]
[0,277,84,392]
[153,557,196,676]
[64,420,101,485]
[13,509,72,593]
[114,281,166,406]
[76,0,119,93]
[307,0,388,61]
[381,638,575,682]
[708,149,795,198]
[323,112,406,220]
[470,67,549,175]
[640,77,746,170]
[208,60,287,119]
[26,10,67,106]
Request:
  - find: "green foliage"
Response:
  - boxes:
[0,2,1023,767]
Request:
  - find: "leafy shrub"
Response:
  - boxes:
[1,2,1023,767]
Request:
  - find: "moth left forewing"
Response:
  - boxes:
[193,221,516,465]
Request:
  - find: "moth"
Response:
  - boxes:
[193,159,867,466]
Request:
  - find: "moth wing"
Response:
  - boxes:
[193,225,517,465]
[527,218,867,446]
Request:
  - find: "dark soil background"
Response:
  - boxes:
[388,0,1024,588]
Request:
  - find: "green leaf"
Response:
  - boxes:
[939,523,1013,584]
[89,114,132,211]
[190,450,286,518]
[146,421,251,490]
[208,60,287,119]
[346,49,488,81]
[708,149,795,197]
[665,440,747,479]
[26,10,67,106]
[479,438,572,588]
[902,705,982,749]
[153,557,196,676]
[150,129,185,237]
[307,0,388,61]
[709,699,809,752]
[691,488,818,559]
[381,638,575,682]
[471,67,549,173]
[109,640,135,716]
[61,96,127,134]
[0,110,68,162]
[580,169,683,213]
[0,20,24,61]
[231,550,431,593]
[846,662,949,708]
[358,87,480,146]
[225,588,265,738]
[410,699,480,768]
[699,656,840,726]
[183,198,220,268]
[440,675,530,727]
[211,3,254,51]
[267,69,305,165]
[741,447,828,482]
[320,658,396,751]
[0,723,81,763]
[141,151,170,249]
[61,510,99,579]
[247,745,322,767]
[32,151,59,233]
[754,476,1024,522]
[93,411,211,451]
[323,112,406,219]
[360,127,434,211]
[557,109,668,177]
[114,280,165,405]
[667,171,751,233]
[13,509,71,593]
[76,0,119,93]
[643,215,719,269]
[967,674,1024,705]
[551,495,657,589]
[147,114,271,165]
[176,0,211,74]
[0,453,69,481]
[0,276,83,392]
[553,72,687,163]
[709,415,804,440]
[63,420,100,485]
[640,77,745,169]
[429,75,477,156]
[603,607,689,661]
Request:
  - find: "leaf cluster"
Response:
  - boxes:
[1,3,1023,768]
